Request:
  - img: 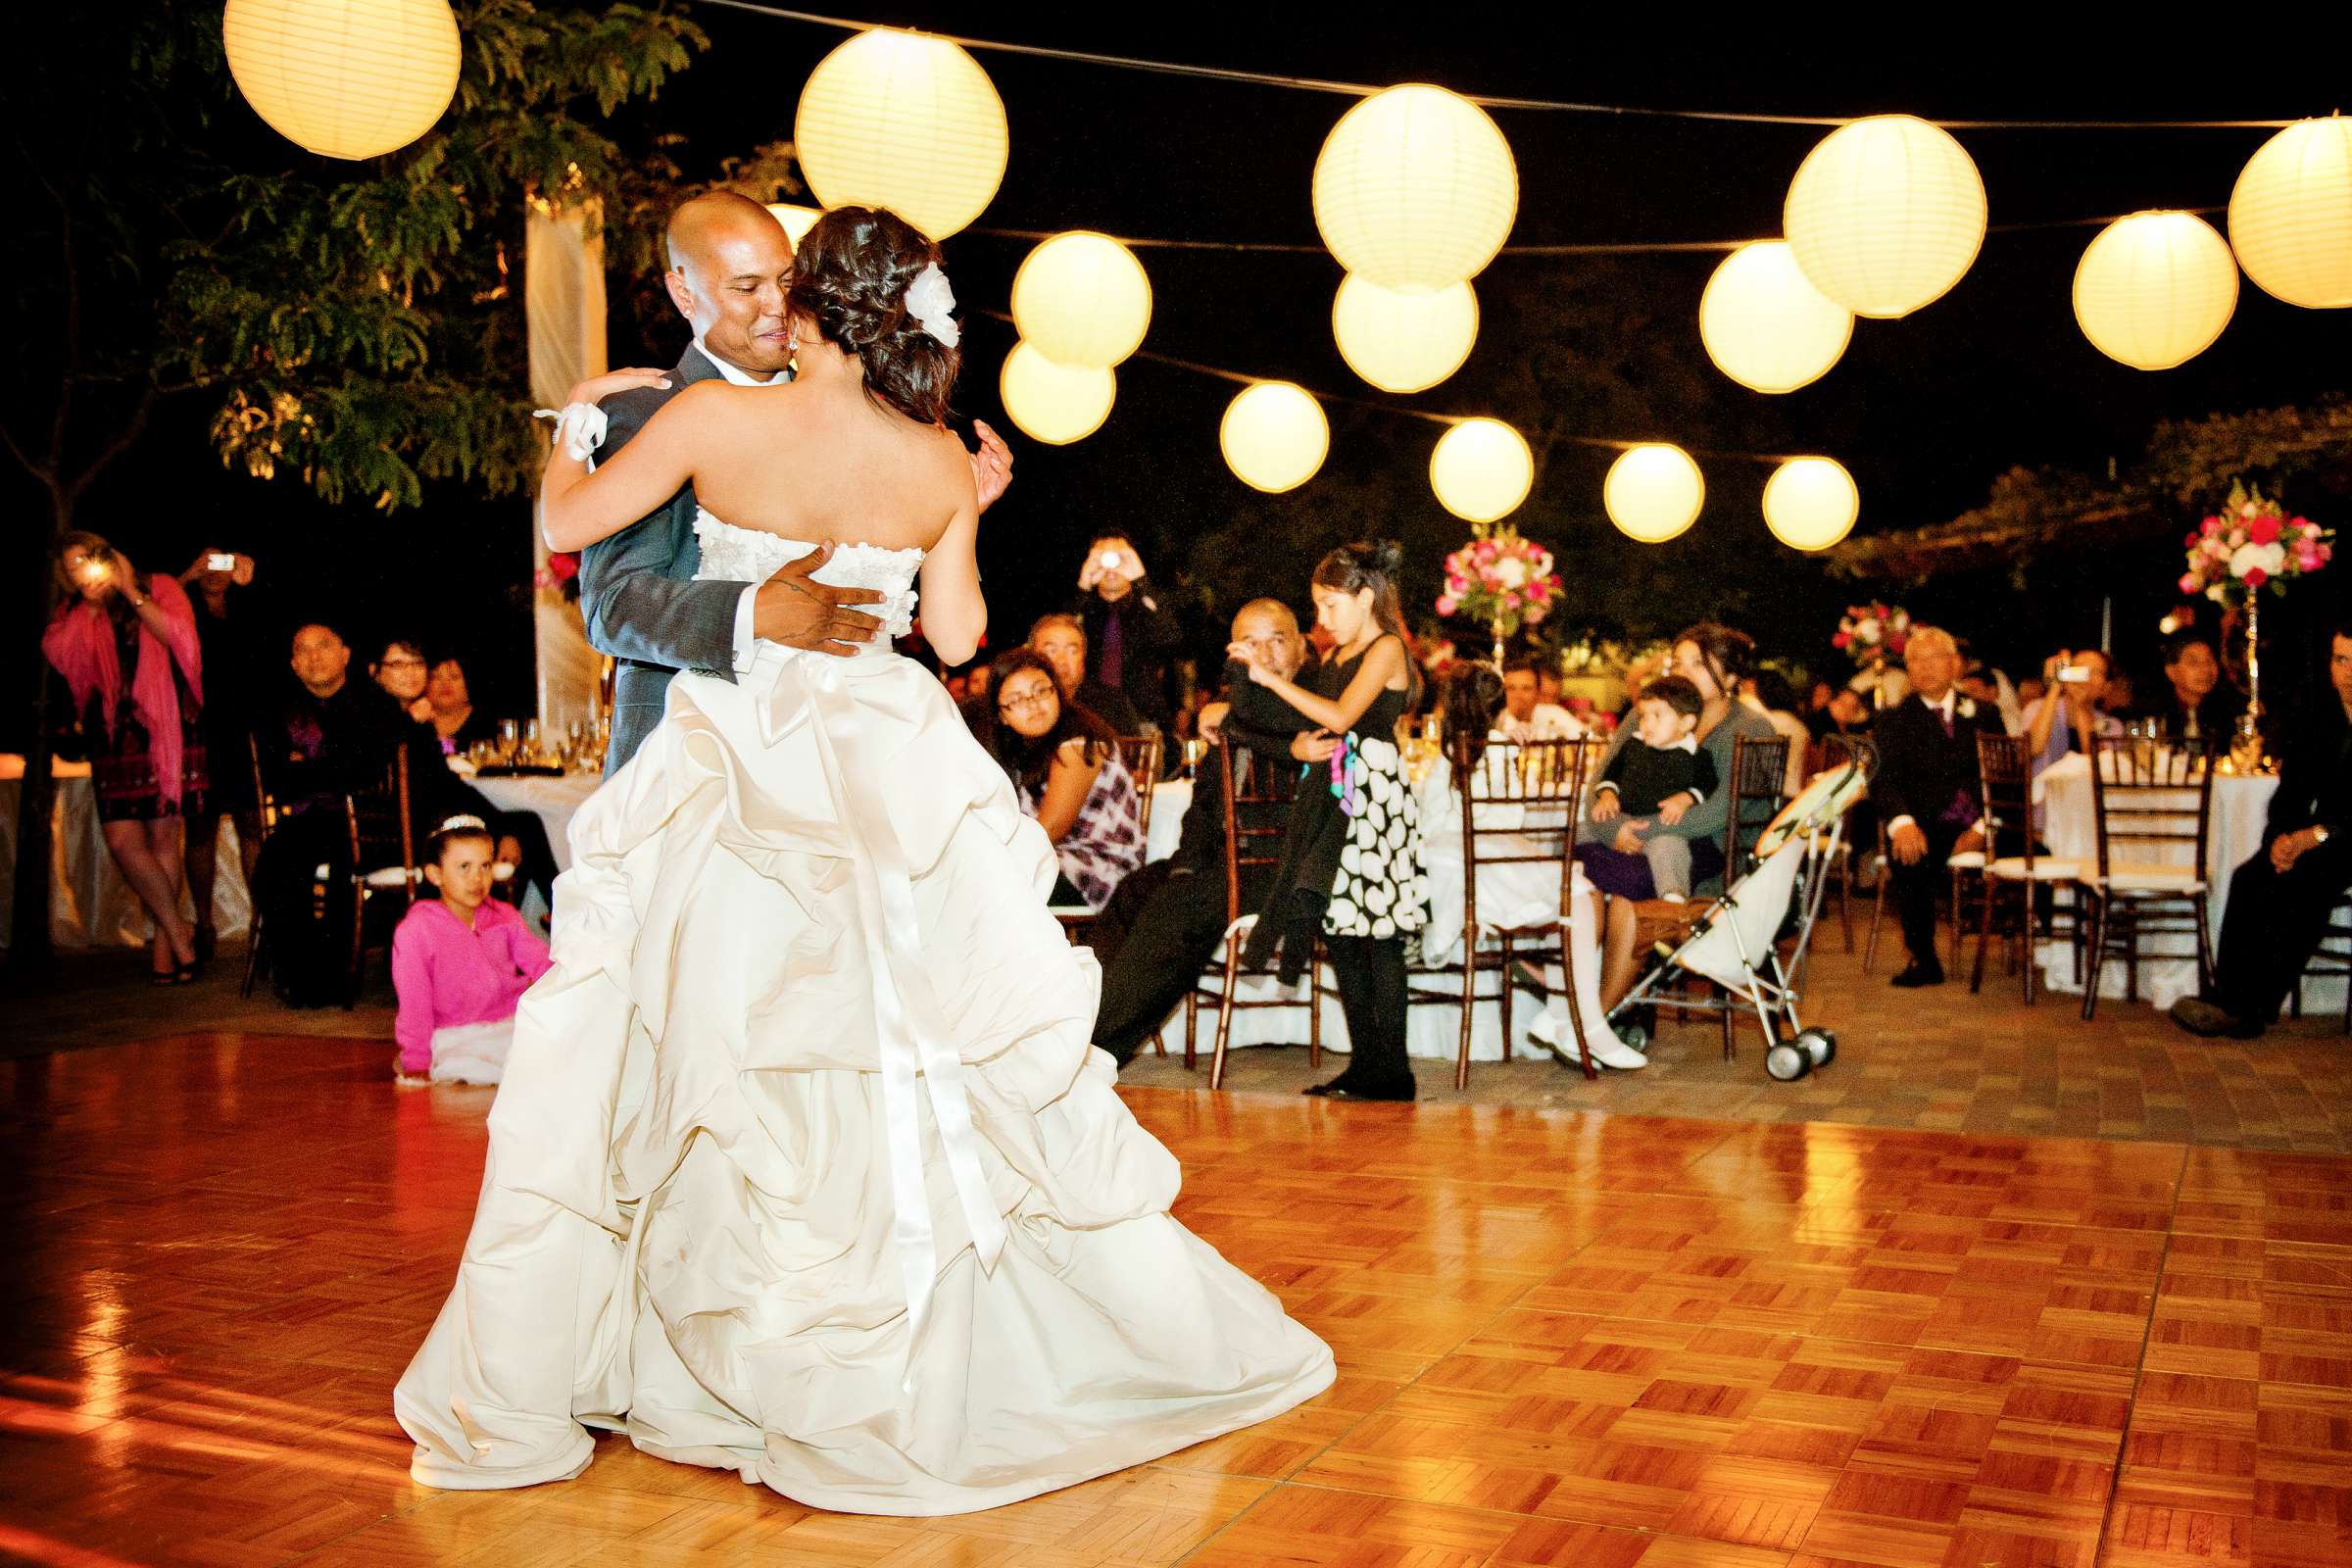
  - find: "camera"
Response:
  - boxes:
[1098,550,1123,570]
[208,552,235,572]
[2057,665,2091,685]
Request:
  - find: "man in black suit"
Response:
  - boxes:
[1093,601,1320,1065]
[1869,624,1998,987]
[2132,629,2243,747]
[578,192,1013,772]
[2171,625,2352,1039]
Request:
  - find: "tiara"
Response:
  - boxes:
[436,814,488,833]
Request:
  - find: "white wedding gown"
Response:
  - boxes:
[394,515,1333,1515]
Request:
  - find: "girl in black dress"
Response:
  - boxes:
[1228,541,1430,1101]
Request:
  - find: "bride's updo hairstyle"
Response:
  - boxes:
[787,206,958,427]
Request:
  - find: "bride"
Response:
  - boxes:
[393,206,1333,1516]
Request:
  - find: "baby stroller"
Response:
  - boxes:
[1607,754,1873,1081]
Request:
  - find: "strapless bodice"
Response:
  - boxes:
[693,511,923,641]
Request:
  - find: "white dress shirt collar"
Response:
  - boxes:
[691,338,787,387]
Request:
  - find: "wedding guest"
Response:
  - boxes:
[179,547,263,966]
[1954,639,2026,736]
[43,533,206,983]
[1030,612,1145,736]
[390,814,553,1085]
[1535,662,1566,710]
[371,637,437,727]
[378,640,555,906]
[2133,629,2241,746]
[975,649,1144,912]
[1581,675,1716,903]
[425,653,499,752]
[1494,656,1585,742]
[1093,600,1317,1065]
[1070,534,1180,728]
[2023,647,2124,776]
[1868,625,1998,989]
[1742,669,1814,797]
[2169,625,2352,1040]
[1230,541,1429,1102]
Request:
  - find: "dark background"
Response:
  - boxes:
[13,11,2352,735]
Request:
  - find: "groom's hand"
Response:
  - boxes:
[754,542,888,657]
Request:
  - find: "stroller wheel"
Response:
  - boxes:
[1617,1020,1650,1054]
[1792,1028,1837,1071]
[1765,1042,1812,1082]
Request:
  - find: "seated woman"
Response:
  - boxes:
[972,649,1143,912]
[390,815,553,1085]
[372,636,438,728]
[424,653,500,753]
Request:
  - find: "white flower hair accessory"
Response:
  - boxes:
[904,263,959,349]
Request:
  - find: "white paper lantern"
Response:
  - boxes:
[764,204,824,246]
[1603,444,1704,543]
[1697,241,1853,394]
[1784,115,1987,318]
[1762,457,1859,552]
[1332,274,1479,393]
[1313,84,1518,293]
[1219,383,1330,493]
[793,27,1007,241]
[999,342,1114,446]
[2228,116,2352,309]
[2072,212,2238,370]
[1429,417,1533,522]
[1009,232,1152,368]
[222,0,462,161]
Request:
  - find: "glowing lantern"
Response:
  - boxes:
[1697,241,1853,394]
[999,342,1114,446]
[1429,417,1533,522]
[1783,114,1987,318]
[1313,84,1518,293]
[2072,212,2238,370]
[1332,274,1479,392]
[1603,444,1703,543]
[793,27,1007,241]
[2228,116,2352,309]
[764,204,824,246]
[1761,457,1860,552]
[1009,232,1152,368]
[221,0,462,161]
[1219,383,1330,493]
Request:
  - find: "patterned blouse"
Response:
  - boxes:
[1025,747,1145,911]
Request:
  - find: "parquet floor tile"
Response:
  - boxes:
[3,1035,2351,1565]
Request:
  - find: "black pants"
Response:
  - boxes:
[2212,840,2352,1023]
[252,810,352,1006]
[1322,934,1413,1092]
[1095,864,1227,1065]
[1887,820,1969,967]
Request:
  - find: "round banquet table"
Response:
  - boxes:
[0,756,251,951]
[2032,751,2344,1013]
[466,766,604,874]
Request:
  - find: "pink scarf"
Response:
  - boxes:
[42,574,204,808]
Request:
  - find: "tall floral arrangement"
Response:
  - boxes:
[1437,522,1563,664]
[1832,603,1911,669]
[2180,483,2331,602]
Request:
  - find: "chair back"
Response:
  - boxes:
[1214,738,1303,928]
[1974,732,2035,869]
[2085,731,2215,883]
[1725,733,1792,874]
[1450,732,1600,932]
[349,747,417,889]
[248,732,292,842]
[1114,732,1163,847]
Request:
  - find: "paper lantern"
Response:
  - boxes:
[1219,383,1329,493]
[1784,115,1987,318]
[1697,241,1853,393]
[1332,274,1479,392]
[1313,84,1518,293]
[764,204,824,246]
[1429,417,1533,522]
[1603,444,1703,543]
[1762,457,1859,552]
[999,342,1114,446]
[2228,116,2352,309]
[2072,212,2238,370]
[221,0,462,161]
[793,27,1007,241]
[1009,232,1152,368]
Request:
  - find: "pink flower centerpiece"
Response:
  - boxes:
[2179,483,2331,602]
[1438,521,1564,668]
[1832,603,1911,670]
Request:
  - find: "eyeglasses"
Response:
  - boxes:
[999,689,1056,714]
[378,658,426,670]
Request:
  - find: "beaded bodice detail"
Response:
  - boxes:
[692,511,923,639]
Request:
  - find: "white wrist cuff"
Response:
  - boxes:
[532,402,609,463]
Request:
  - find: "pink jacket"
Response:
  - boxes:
[42,574,203,807]
[390,899,553,1071]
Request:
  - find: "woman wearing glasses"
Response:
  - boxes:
[973,648,1143,910]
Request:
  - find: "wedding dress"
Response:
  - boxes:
[394,514,1334,1516]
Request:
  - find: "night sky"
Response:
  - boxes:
[15,15,2352,736]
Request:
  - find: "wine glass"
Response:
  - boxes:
[496,719,520,764]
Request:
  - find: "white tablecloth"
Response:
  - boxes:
[0,771,250,951]
[468,768,603,873]
[2033,752,2341,1012]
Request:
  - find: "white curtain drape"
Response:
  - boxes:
[525,197,608,733]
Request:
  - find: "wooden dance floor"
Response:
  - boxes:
[4,1035,2350,1567]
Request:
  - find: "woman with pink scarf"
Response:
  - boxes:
[43,531,207,983]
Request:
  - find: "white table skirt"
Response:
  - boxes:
[2032,753,2343,1013]
[0,775,250,952]
[468,768,603,874]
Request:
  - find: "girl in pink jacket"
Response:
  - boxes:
[390,816,551,1084]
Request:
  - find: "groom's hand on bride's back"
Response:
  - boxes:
[754,542,888,657]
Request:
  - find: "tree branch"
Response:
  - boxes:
[61,383,160,507]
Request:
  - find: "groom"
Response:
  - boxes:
[581,191,1013,772]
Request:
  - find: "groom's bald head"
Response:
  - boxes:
[662,191,797,375]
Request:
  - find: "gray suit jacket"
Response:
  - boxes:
[577,344,744,774]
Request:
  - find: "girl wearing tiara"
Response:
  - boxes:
[1229,540,1431,1101]
[388,814,552,1085]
